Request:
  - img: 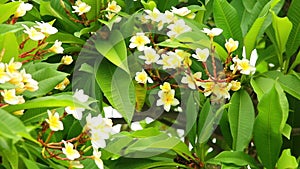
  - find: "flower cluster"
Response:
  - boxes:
[105,0,122,23]
[41,89,113,169]
[0,58,38,108]
[130,7,259,108]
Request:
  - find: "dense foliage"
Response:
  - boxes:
[0,0,300,169]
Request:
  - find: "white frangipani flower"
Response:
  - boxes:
[106,0,121,13]
[156,89,179,112]
[144,7,162,22]
[129,33,150,51]
[62,140,80,160]
[202,28,223,38]
[157,51,183,69]
[72,0,91,15]
[15,2,33,17]
[35,21,58,35]
[22,24,45,41]
[93,149,104,169]
[167,19,191,38]
[192,48,210,62]
[74,89,89,102]
[231,46,257,75]
[135,69,153,84]
[181,72,202,89]
[138,46,160,64]
[45,110,64,131]
[171,6,191,16]
[65,106,85,120]
[49,40,64,54]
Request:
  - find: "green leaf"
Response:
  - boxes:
[20,155,40,169]
[0,109,35,143]
[277,149,298,169]
[0,1,20,24]
[95,30,129,72]
[213,0,243,53]
[0,32,19,63]
[271,11,292,61]
[250,77,275,101]
[0,144,19,169]
[134,81,147,112]
[185,91,200,146]
[207,151,259,168]
[46,32,85,45]
[286,0,300,57]
[253,84,283,169]
[282,124,292,140]
[289,51,300,72]
[83,0,101,21]
[198,101,229,144]
[96,59,135,124]
[22,62,68,98]
[3,94,94,113]
[228,89,255,151]
[244,16,267,59]
[0,24,23,34]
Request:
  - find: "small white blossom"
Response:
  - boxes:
[22,24,45,41]
[65,106,84,120]
[15,2,33,17]
[171,7,191,16]
[138,46,160,64]
[74,89,89,102]
[156,89,180,112]
[93,149,104,169]
[135,69,153,84]
[62,140,80,160]
[45,110,64,131]
[157,51,183,69]
[49,40,64,54]
[72,0,91,16]
[202,28,223,38]
[61,55,73,65]
[129,33,150,51]
[181,72,202,89]
[167,19,191,38]
[144,7,162,22]
[192,48,209,62]
[35,21,58,35]
[106,1,121,13]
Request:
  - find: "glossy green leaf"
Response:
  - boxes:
[83,0,101,21]
[22,62,68,98]
[0,32,19,63]
[134,81,147,112]
[47,32,85,44]
[185,91,200,146]
[228,89,255,151]
[250,77,275,101]
[244,16,266,59]
[0,109,35,143]
[282,124,292,140]
[20,155,40,169]
[3,94,94,113]
[277,149,298,169]
[253,84,283,169]
[271,11,292,58]
[96,59,135,124]
[0,1,20,24]
[213,0,243,53]
[0,144,19,169]
[207,151,259,168]
[286,0,300,57]
[95,30,129,72]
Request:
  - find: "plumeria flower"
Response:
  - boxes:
[171,7,191,16]
[157,51,183,69]
[156,89,180,112]
[45,110,64,131]
[14,2,33,17]
[1,89,20,105]
[192,48,210,62]
[72,0,91,15]
[65,106,85,120]
[186,13,196,19]
[6,58,22,74]
[129,33,150,51]
[161,10,175,24]
[106,0,121,13]
[69,161,84,169]
[49,40,64,54]
[0,63,10,83]
[230,80,241,91]
[167,19,192,38]
[93,149,104,169]
[74,89,89,102]
[105,12,122,23]
[22,24,45,41]
[61,55,73,65]
[135,69,153,84]
[86,114,113,149]
[35,21,58,35]
[225,38,239,53]
[62,140,80,160]
[55,78,70,91]
[202,28,223,38]
[138,46,160,64]
[160,82,171,92]
[231,47,257,75]
[199,80,215,97]
[181,72,202,89]
[144,7,162,22]
[24,79,39,92]
[212,82,232,100]
[175,49,192,66]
